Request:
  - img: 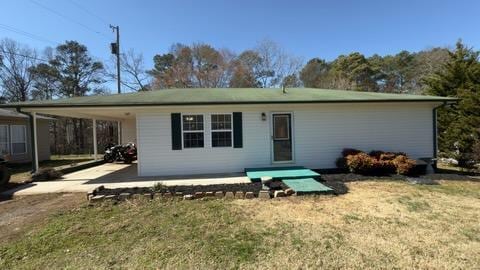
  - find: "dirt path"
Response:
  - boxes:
[0,193,85,244]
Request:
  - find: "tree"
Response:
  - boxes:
[330,52,378,91]
[0,39,37,102]
[425,41,480,165]
[299,58,331,88]
[229,50,262,88]
[109,49,150,91]
[48,41,104,97]
[253,39,303,88]
[30,41,106,153]
[150,43,232,89]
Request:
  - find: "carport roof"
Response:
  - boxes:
[0,88,457,108]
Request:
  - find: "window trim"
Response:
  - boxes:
[181,113,205,149]
[210,113,233,148]
[10,124,27,155]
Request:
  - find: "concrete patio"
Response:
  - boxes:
[2,162,251,196]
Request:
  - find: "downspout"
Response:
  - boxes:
[432,101,454,171]
[16,107,38,173]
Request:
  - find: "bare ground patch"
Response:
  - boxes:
[0,193,85,244]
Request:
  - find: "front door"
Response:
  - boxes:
[272,113,293,162]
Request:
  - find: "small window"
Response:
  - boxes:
[211,114,232,147]
[10,125,26,155]
[0,125,9,155]
[182,115,204,148]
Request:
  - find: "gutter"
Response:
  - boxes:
[0,98,460,109]
[16,107,37,173]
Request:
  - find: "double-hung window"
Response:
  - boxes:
[10,125,26,154]
[0,125,9,155]
[211,114,232,147]
[182,114,204,148]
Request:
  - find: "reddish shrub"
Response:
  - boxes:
[392,155,416,175]
[379,152,397,161]
[337,148,417,175]
[345,153,375,174]
[369,150,385,159]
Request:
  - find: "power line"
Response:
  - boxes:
[0,23,59,46]
[0,49,50,62]
[29,0,111,41]
[68,0,110,25]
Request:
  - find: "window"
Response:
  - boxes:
[182,114,204,148]
[10,125,26,154]
[0,125,9,155]
[211,114,232,147]
[273,115,289,140]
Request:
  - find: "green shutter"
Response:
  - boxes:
[233,112,243,148]
[171,113,182,150]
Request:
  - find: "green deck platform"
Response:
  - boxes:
[245,166,320,182]
[282,178,334,195]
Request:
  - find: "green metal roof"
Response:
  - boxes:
[1,88,457,108]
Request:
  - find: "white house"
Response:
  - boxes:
[2,88,456,176]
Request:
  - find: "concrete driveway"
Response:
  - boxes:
[2,162,250,196]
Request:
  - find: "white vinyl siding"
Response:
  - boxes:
[136,103,436,176]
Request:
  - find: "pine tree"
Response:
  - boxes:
[425,41,480,165]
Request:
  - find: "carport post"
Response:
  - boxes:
[117,121,122,144]
[31,112,39,172]
[92,118,98,161]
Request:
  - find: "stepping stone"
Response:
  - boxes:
[274,190,285,198]
[90,195,105,202]
[258,190,270,199]
[234,191,244,199]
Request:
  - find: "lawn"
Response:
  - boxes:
[7,155,95,183]
[0,180,479,269]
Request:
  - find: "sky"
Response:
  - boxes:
[1,0,480,92]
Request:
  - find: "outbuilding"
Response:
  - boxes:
[2,88,456,176]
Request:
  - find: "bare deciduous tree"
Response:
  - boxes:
[254,39,303,88]
[0,38,37,101]
[109,49,151,91]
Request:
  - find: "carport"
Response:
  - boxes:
[15,106,137,173]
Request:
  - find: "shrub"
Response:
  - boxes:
[345,152,375,174]
[392,155,416,175]
[31,168,63,181]
[337,148,417,175]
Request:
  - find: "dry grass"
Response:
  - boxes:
[0,180,479,269]
[234,180,480,269]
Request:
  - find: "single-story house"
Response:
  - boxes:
[1,88,456,176]
[0,108,51,163]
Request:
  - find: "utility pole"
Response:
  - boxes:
[110,25,121,94]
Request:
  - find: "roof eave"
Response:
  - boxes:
[0,98,459,109]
